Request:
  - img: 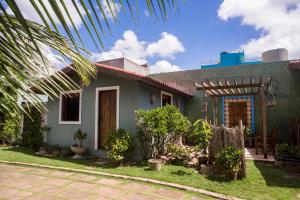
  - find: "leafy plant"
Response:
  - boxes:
[245,127,254,137]
[0,114,21,145]
[105,128,133,164]
[136,105,191,159]
[189,119,212,154]
[215,145,242,172]
[73,129,87,147]
[277,143,300,158]
[23,107,50,151]
[167,144,190,165]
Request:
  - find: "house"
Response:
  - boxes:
[44,49,300,157]
[151,48,300,146]
[45,58,191,156]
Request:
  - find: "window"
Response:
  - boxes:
[161,91,173,107]
[59,90,81,124]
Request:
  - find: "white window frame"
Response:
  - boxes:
[59,90,82,125]
[94,86,120,150]
[161,90,173,107]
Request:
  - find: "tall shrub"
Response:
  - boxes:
[136,105,191,159]
[0,114,21,145]
[23,107,47,151]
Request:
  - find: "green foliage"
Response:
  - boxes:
[105,128,133,164]
[73,129,87,147]
[189,119,212,151]
[23,108,49,151]
[245,127,254,137]
[135,105,191,159]
[0,114,21,145]
[277,143,300,158]
[167,144,190,165]
[215,145,242,172]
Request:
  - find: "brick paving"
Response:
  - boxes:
[0,163,208,200]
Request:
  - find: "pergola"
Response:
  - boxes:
[194,77,272,158]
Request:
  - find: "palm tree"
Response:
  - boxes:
[0,0,182,119]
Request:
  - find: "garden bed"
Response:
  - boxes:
[0,146,299,200]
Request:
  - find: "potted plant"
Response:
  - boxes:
[71,129,87,159]
[215,145,242,181]
[189,119,213,175]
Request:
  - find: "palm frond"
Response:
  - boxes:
[0,0,183,120]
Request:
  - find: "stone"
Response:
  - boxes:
[89,186,124,199]
[121,193,156,200]
[153,188,185,200]
[64,181,97,192]
[96,178,122,187]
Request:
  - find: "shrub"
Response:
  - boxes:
[23,108,49,151]
[105,128,133,164]
[189,119,212,154]
[167,144,190,165]
[215,145,242,173]
[73,129,87,147]
[136,105,191,159]
[277,143,300,158]
[0,114,21,145]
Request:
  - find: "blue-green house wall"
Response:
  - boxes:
[46,73,184,153]
[151,61,300,143]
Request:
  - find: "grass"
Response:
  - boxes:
[0,146,299,200]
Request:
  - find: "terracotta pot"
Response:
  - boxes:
[148,159,162,171]
[200,164,211,175]
[225,170,238,181]
[71,145,85,159]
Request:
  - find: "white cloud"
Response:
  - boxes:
[100,0,121,19]
[150,60,181,74]
[218,0,300,59]
[146,32,185,58]
[6,0,85,28]
[91,30,184,65]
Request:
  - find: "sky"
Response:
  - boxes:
[4,0,300,73]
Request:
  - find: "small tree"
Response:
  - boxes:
[136,105,191,159]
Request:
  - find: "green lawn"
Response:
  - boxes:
[0,146,299,200]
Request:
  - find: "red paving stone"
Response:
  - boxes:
[154,188,185,200]
[89,186,125,199]
[95,178,122,187]
[0,163,208,200]
[64,181,97,192]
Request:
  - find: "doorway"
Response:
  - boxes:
[95,86,119,149]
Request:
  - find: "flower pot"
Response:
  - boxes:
[225,170,238,181]
[148,159,162,171]
[71,145,85,159]
[200,164,211,175]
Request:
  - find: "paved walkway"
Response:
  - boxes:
[0,163,208,200]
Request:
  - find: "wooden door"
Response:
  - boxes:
[98,90,117,149]
[228,102,247,127]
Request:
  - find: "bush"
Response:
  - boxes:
[215,145,242,173]
[23,107,49,151]
[189,119,212,154]
[167,144,190,165]
[0,114,21,145]
[105,128,133,164]
[136,105,191,159]
[277,143,300,158]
